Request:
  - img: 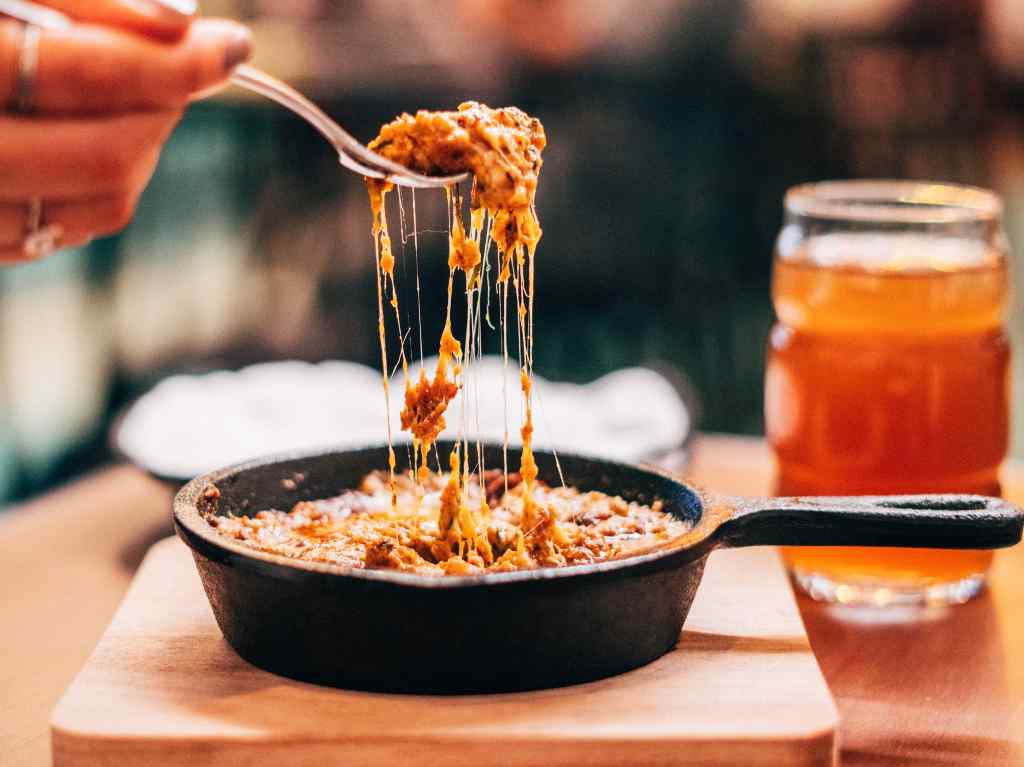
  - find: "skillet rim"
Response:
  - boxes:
[172,443,718,590]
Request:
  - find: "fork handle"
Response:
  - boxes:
[231,65,351,153]
[231,65,398,179]
[228,65,467,186]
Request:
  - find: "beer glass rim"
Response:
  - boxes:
[785,180,1002,225]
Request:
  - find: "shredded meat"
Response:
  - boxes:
[400,369,459,445]
[484,470,522,504]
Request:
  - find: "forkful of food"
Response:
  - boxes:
[227,65,469,188]
[0,0,463,263]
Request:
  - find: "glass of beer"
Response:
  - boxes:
[765,180,1010,607]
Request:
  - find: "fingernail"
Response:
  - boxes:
[150,0,198,16]
[223,28,253,72]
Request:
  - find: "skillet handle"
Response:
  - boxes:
[714,494,1024,550]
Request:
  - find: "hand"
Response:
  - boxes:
[0,0,252,262]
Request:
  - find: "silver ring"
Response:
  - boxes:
[22,198,61,259]
[12,23,59,258]
[14,22,40,113]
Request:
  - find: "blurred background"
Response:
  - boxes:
[3,0,1024,503]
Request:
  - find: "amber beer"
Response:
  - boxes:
[765,181,1009,606]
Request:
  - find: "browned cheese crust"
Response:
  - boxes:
[207,471,688,577]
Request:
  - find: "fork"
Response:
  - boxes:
[230,65,467,188]
[0,0,468,189]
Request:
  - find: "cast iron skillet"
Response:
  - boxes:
[174,442,1023,694]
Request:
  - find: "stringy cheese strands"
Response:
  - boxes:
[364,101,575,568]
[368,183,399,504]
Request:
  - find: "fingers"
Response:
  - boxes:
[0,106,174,263]
[0,108,180,200]
[31,0,197,42]
[0,131,163,261]
[0,194,141,263]
[0,194,140,256]
[0,17,252,114]
[0,193,148,246]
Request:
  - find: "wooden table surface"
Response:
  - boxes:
[2,433,1023,766]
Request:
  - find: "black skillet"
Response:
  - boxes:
[173,442,1023,694]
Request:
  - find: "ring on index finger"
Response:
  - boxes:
[13,24,62,259]
[22,197,61,259]
[13,21,39,113]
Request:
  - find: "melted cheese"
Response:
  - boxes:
[366,101,562,562]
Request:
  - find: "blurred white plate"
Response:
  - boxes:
[112,358,693,482]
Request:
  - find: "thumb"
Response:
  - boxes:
[29,0,197,41]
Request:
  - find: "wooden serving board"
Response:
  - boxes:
[52,538,838,766]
